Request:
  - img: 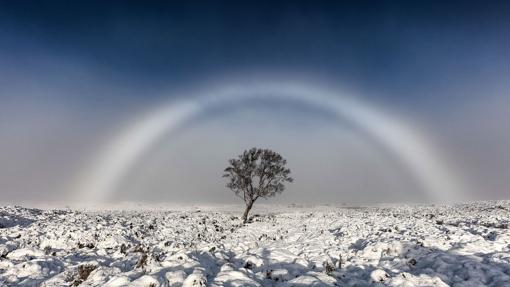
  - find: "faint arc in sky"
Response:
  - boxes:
[74,81,463,202]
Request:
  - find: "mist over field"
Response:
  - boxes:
[1,1,510,204]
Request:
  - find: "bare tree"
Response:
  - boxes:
[223,148,293,223]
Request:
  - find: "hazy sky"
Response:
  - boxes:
[0,1,509,204]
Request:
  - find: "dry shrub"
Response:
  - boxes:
[135,253,148,269]
[70,264,97,286]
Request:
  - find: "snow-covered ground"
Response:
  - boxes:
[0,201,509,286]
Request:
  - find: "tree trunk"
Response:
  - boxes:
[242,202,253,223]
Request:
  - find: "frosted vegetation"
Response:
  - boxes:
[223,148,293,223]
[0,202,509,286]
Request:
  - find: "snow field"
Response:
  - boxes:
[0,202,509,286]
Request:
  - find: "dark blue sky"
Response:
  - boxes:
[2,0,509,103]
[1,1,509,203]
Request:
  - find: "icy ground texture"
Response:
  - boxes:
[1,202,509,286]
